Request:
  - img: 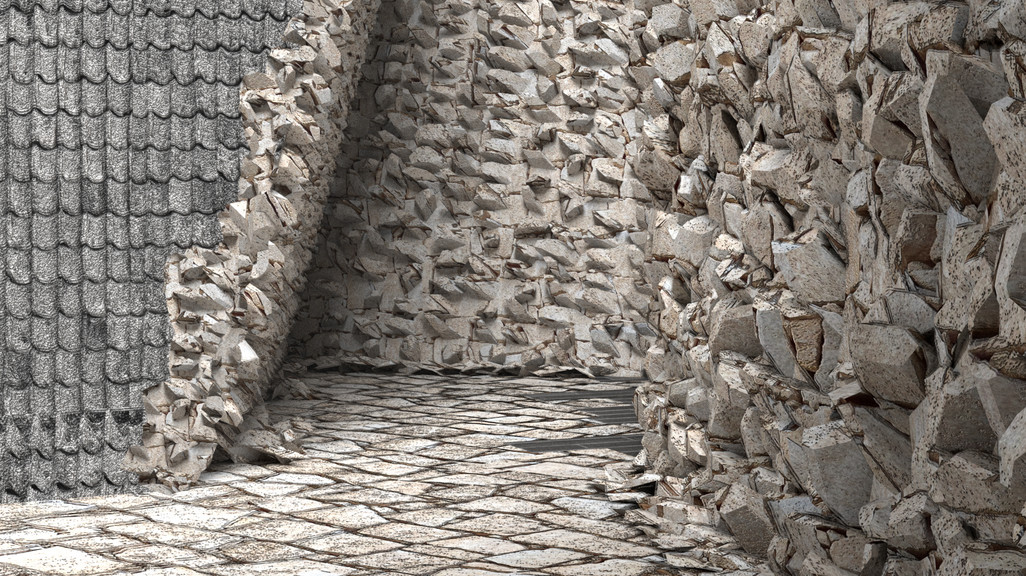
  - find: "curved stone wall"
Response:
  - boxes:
[622,1,1026,574]
[124,0,381,486]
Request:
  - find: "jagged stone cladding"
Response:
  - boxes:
[288,0,680,376]
[0,0,300,500]
[611,0,1026,575]
[123,0,381,487]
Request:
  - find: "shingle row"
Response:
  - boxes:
[4,180,238,217]
[3,111,245,150]
[2,346,166,389]
[2,213,224,255]
[0,0,302,19]
[4,44,289,84]
[0,411,142,502]
[3,9,293,50]
[1,145,244,182]
[4,78,249,116]
[4,278,171,315]
[5,180,239,218]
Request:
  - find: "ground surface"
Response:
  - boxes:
[0,373,688,575]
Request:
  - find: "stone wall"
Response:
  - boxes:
[124,0,381,486]
[621,1,1026,575]
[283,0,1026,572]
[288,0,684,376]
[121,0,1026,572]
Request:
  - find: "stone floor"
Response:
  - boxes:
[0,372,694,576]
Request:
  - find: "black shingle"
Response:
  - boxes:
[106,247,129,281]
[30,350,56,393]
[56,280,80,316]
[105,349,129,385]
[81,247,105,281]
[81,278,105,316]
[8,216,32,249]
[7,282,30,318]
[58,313,81,351]
[36,45,59,83]
[80,412,104,454]
[32,214,59,250]
[32,247,59,283]
[31,281,58,318]
[58,245,84,282]
[32,180,59,216]
[6,249,31,285]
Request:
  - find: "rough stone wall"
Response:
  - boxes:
[124,0,381,486]
[289,0,687,376]
[622,1,1026,575]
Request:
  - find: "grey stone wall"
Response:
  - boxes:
[282,0,1026,573]
[287,0,676,377]
[619,1,1026,575]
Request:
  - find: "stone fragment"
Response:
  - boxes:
[798,422,874,526]
[720,482,774,557]
[772,232,847,304]
[709,301,761,359]
[937,547,1026,576]
[651,41,698,85]
[931,451,1026,514]
[849,324,935,408]
[920,52,1007,204]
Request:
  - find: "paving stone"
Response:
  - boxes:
[205,560,356,576]
[219,540,310,563]
[446,514,552,536]
[138,504,252,532]
[387,509,466,527]
[252,497,331,514]
[302,532,405,556]
[234,482,308,497]
[0,547,131,575]
[226,519,337,543]
[453,497,553,514]
[511,529,659,558]
[548,559,658,576]
[358,522,464,544]
[294,505,388,530]
[342,549,459,571]
[434,536,527,555]
[114,545,224,568]
[107,522,239,550]
[550,498,631,520]
[488,548,589,569]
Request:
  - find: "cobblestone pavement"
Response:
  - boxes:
[0,373,689,576]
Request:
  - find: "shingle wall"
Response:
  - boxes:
[0,0,300,499]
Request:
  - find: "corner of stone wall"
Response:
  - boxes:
[124,0,382,487]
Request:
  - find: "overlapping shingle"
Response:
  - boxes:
[0,0,296,501]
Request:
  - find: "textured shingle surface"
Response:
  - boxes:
[0,0,298,501]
